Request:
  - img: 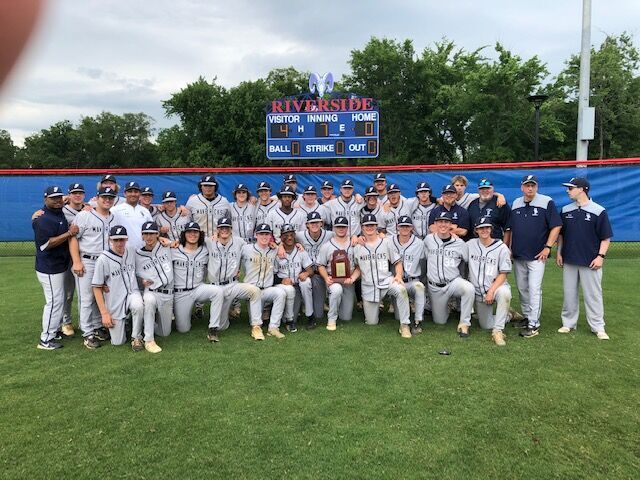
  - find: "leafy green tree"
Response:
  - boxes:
[0,129,17,168]
[19,120,80,168]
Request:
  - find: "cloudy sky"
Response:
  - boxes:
[1,0,638,145]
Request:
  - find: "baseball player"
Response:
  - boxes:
[69,186,117,349]
[240,223,290,338]
[325,179,362,238]
[359,186,386,233]
[111,181,153,251]
[373,173,388,204]
[88,174,126,207]
[170,222,225,337]
[556,177,612,340]
[275,224,314,331]
[186,174,231,237]
[467,217,513,346]
[507,174,562,338]
[156,191,192,241]
[451,174,507,210]
[408,182,436,240]
[352,214,412,338]
[429,184,471,237]
[230,183,257,243]
[33,186,79,350]
[139,186,160,219]
[317,216,357,330]
[204,217,264,341]
[60,182,87,337]
[382,183,412,235]
[282,174,303,205]
[467,178,511,242]
[265,185,307,241]
[297,184,330,227]
[255,181,279,226]
[390,216,426,334]
[424,211,475,337]
[135,221,173,352]
[318,180,336,205]
[91,225,144,349]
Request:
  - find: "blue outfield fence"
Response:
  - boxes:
[1,164,639,242]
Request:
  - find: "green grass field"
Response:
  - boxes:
[1,256,639,479]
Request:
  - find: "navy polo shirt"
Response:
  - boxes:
[468,196,511,240]
[33,206,71,274]
[560,200,613,267]
[428,204,470,232]
[509,193,562,261]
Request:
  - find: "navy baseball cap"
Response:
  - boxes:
[333,216,349,227]
[109,225,128,239]
[124,181,141,191]
[141,186,154,195]
[397,215,413,226]
[256,181,271,191]
[361,214,378,225]
[341,179,354,188]
[217,217,232,228]
[162,191,177,202]
[200,175,217,186]
[562,177,590,192]
[416,182,431,193]
[306,211,323,223]
[98,187,117,197]
[185,222,201,232]
[373,173,386,182]
[521,174,538,185]
[255,223,272,234]
[141,221,159,233]
[478,178,493,189]
[441,184,457,194]
[303,185,317,194]
[101,174,116,183]
[321,181,333,189]
[364,186,378,197]
[475,217,493,229]
[281,224,296,235]
[68,182,85,194]
[284,174,297,183]
[44,186,64,198]
[387,183,401,193]
[434,211,453,222]
[234,183,249,193]
[278,185,296,197]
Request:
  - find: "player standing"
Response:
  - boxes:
[408,182,436,240]
[111,181,153,251]
[230,183,257,243]
[186,174,231,237]
[156,191,192,241]
[556,177,612,340]
[265,185,307,241]
[467,178,511,242]
[325,179,362,238]
[255,181,279,226]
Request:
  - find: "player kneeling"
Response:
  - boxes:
[424,212,475,337]
[92,226,144,349]
[467,218,513,346]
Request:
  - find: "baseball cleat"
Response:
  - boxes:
[520,327,540,338]
[399,325,412,338]
[595,331,610,340]
[251,326,265,341]
[229,306,241,319]
[411,323,423,336]
[267,328,285,339]
[53,331,63,341]
[492,330,506,346]
[207,328,220,343]
[457,324,470,338]
[508,308,525,322]
[306,316,317,330]
[557,326,574,333]
[193,305,204,319]
[94,327,110,342]
[37,340,63,350]
[285,321,297,333]
[326,322,337,331]
[131,338,144,352]
[512,318,529,329]
[83,335,101,350]
[144,341,162,353]
[61,324,75,337]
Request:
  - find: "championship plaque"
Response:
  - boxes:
[331,249,351,284]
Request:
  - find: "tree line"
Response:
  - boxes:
[1,33,639,169]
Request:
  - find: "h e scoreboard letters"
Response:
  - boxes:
[266,100,379,160]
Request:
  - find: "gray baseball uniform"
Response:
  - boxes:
[186,193,231,237]
[62,204,83,326]
[382,199,412,235]
[135,243,174,339]
[467,238,512,331]
[265,207,307,242]
[255,200,279,226]
[456,192,479,209]
[408,199,436,239]
[92,246,144,345]
[171,245,224,333]
[358,204,386,233]
[325,197,363,237]
[424,234,474,326]
[298,202,330,227]
[204,237,262,330]
[230,202,257,243]
[156,210,192,242]
[296,229,334,319]
[353,238,410,325]
[317,238,357,323]
[390,234,426,323]
[72,209,115,337]
[275,248,314,319]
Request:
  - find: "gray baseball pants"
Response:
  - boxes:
[62,267,75,326]
[326,282,356,324]
[141,290,173,340]
[74,258,102,337]
[36,271,66,343]
[213,282,262,330]
[363,283,410,325]
[513,259,546,328]
[174,285,225,333]
[108,292,144,345]
[428,277,474,326]
[311,274,327,320]
[260,286,287,329]
[561,264,606,333]
[474,284,512,332]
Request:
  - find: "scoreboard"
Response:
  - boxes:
[266,110,379,160]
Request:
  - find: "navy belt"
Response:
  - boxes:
[151,288,173,295]
[82,254,100,260]
[175,287,194,293]
[216,280,231,286]
[428,280,449,288]
[405,276,420,282]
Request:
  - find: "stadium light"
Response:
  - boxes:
[528,94,549,161]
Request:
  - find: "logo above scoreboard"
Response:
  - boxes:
[266,72,379,160]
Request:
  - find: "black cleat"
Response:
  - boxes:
[306,316,317,330]
[512,318,529,329]
[94,327,110,341]
[207,327,220,343]
[520,327,540,338]
[285,321,298,333]
[37,340,63,350]
[83,335,101,350]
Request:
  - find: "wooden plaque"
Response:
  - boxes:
[331,249,351,284]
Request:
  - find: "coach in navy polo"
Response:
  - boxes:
[428,184,471,237]
[556,177,613,340]
[33,186,79,350]
[508,174,562,338]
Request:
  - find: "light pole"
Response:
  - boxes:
[528,94,549,161]
[576,0,594,161]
